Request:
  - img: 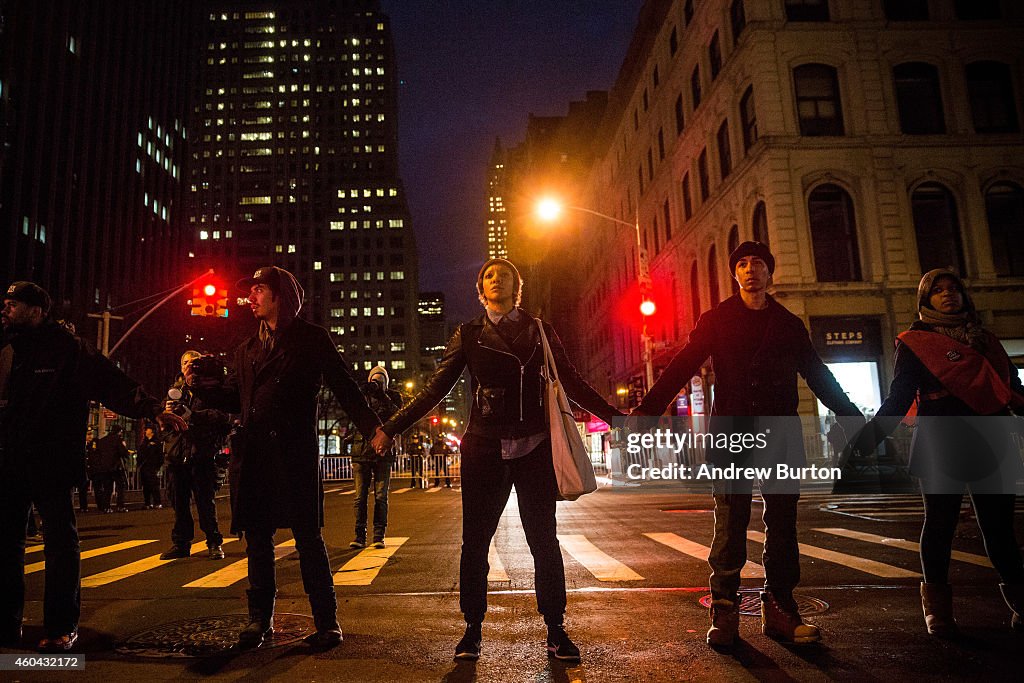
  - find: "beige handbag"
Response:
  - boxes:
[536,320,598,500]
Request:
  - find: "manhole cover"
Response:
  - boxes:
[116,613,314,657]
[699,589,829,616]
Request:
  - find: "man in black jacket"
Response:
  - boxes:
[0,281,183,652]
[195,266,381,651]
[137,426,164,509]
[372,258,623,663]
[159,350,229,560]
[93,425,130,512]
[632,243,863,648]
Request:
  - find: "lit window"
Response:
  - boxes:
[392,360,406,370]
[288,244,296,253]
[314,261,322,271]
[390,271,405,281]
[200,231,209,240]
[275,244,283,253]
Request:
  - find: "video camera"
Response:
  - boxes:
[189,354,227,380]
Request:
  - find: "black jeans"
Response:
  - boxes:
[432,453,451,487]
[0,483,80,637]
[245,523,336,614]
[352,458,392,538]
[459,433,565,626]
[92,472,115,511]
[75,478,90,511]
[168,460,223,548]
[921,491,1024,584]
[709,491,800,602]
[113,469,128,509]
[140,469,162,507]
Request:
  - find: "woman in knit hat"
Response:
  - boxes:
[858,269,1024,638]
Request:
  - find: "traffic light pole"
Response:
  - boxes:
[88,269,214,434]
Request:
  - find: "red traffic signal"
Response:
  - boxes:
[191,276,229,318]
[430,417,439,425]
[640,299,656,317]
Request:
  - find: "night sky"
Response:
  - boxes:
[380,1,645,321]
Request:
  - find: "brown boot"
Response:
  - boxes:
[920,583,958,638]
[761,592,820,644]
[706,599,739,648]
[998,584,1024,632]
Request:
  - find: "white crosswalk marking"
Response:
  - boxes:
[425,487,443,494]
[644,532,765,578]
[747,530,919,578]
[487,540,509,582]
[184,539,297,588]
[391,488,414,494]
[25,540,157,575]
[815,528,993,568]
[558,534,644,582]
[333,537,408,586]
[82,539,238,587]
[338,489,356,496]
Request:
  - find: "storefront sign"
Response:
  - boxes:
[810,317,882,361]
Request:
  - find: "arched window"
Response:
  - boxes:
[911,183,966,275]
[708,245,721,306]
[966,62,1020,133]
[894,63,945,134]
[728,225,740,293]
[794,64,844,136]
[740,86,758,152]
[808,184,862,282]
[986,182,1024,276]
[690,262,701,323]
[752,201,769,245]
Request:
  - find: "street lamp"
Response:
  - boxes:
[536,196,655,390]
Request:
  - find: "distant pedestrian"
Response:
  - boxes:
[137,426,164,509]
[92,425,129,513]
[0,280,184,652]
[430,438,452,488]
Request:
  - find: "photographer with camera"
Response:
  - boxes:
[348,366,403,549]
[158,350,230,561]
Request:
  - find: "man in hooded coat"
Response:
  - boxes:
[195,266,381,650]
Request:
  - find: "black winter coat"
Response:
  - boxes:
[384,310,621,440]
[0,320,163,489]
[635,294,861,466]
[201,316,380,532]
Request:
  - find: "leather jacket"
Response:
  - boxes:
[384,310,621,440]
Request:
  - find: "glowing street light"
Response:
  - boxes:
[535,196,564,222]
[640,299,656,317]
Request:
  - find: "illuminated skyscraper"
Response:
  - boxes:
[486,138,508,259]
[189,1,419,380]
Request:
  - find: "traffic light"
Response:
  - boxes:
[190,277,226,317]
[640,298,656,317]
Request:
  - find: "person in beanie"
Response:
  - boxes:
[371,258,623,662]
[192,266,381,650]
[0,281,184,652]
[855,269,1024,637]
[632,242,863,648]
[348,365,403,549]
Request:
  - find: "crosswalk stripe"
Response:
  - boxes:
[815,528,993,568]
[425,487,443,494]
[25,545,45,555]
[338,489,356,496]
[184,539,297,588]
[81,539,238,587]
[391,488,414,494]
[333,537,408,586]
[487,540,510,582]
[747,530,919,578]
[25,540,158,575]
[557,534,643,582]
[644,532,765,578]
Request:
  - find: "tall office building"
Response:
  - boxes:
[0,0,197,388]
[189,1,419,380]
[485,138,509,259]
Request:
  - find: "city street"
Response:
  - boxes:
[6,485,1023,681]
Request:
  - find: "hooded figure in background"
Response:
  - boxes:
[194,265,381,651]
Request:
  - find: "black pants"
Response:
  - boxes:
[245,523,336,614]
[709,492,800,602]
[92,472,115,511]
[0,483,80,637]
[409,454,423,487]
[113,470,128,509]
[168,460,222,548]
[140,469,162,507]
[921,491,1024,584]
[432,453,451,487]
[459,433,565,626]
[75,478,90,512]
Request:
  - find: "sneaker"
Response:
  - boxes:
[118,507,130,513]
[38,629,78,653]
[349,539,366,549]
[761,592,820,644]
[208,545,225,560]
[159,545,191,560]
[371,539,386,549]
[546,624,581,662]
[154,504,163,509]
[454,623,481,660]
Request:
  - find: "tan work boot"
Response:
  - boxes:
[920,582,958,638]
[706,598,740,648]
[761,592,820,644]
